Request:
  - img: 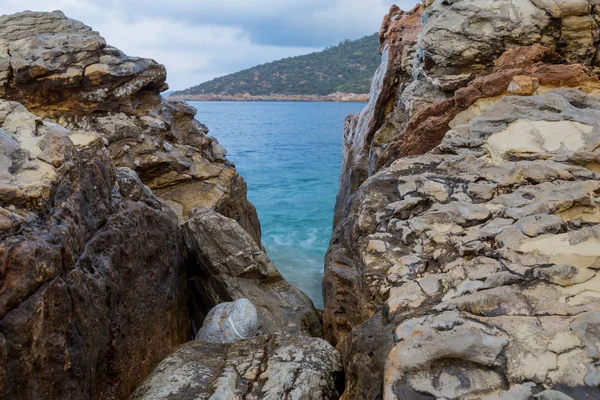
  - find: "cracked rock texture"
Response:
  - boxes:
[130,334,344,400]
[0,100,188,399]
[334,0,600,227]
[327,1,600,399]
[0,11,322,342]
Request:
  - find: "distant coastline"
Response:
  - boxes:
[167,92,369,102]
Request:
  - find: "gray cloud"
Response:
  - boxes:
[81,0,410,47]
[2,0,419,89]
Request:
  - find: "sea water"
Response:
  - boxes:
[190,101,366,308]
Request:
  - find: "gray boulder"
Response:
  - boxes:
[195,299,259,343]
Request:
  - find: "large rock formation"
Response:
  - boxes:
[0,10,324,400]
[0,100,188,399]
[0,9,323,340]
[327,1,600,398]
[334,0,600,227]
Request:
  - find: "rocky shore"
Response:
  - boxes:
[2,1,600,399]
[167,92,369,103]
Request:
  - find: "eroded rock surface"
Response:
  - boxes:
[0,100,188,399]
[335,0,600,226]
[0,11,260,240]
[327,1,600,398]
[332,87,600,399]
[130,334,343,400]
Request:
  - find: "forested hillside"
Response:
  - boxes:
[174,33,380,96]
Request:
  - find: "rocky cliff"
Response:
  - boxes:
[0,10,328,400]
[327,1,600,399]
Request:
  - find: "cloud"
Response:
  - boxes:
[1,0,419,89]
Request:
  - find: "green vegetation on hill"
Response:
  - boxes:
[175,33,380,96]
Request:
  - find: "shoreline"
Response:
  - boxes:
[166,92,369,102]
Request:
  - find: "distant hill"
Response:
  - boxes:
[173,33,380,98]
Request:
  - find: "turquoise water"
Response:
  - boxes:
[190,101,366,308]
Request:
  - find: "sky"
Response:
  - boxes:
[2,0,418,90]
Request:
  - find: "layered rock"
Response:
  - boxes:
[327,1,600,398]
[0,100,188,399]
[0,11,260,241]
[131,334,343,400]
[335,0,600,226]
[338,89,600,398]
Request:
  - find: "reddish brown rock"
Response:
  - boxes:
[379,58,600,171]
[379,4,423,51]
[334,4,423,227]
[493,43,560,71]
[532,63,596,87]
